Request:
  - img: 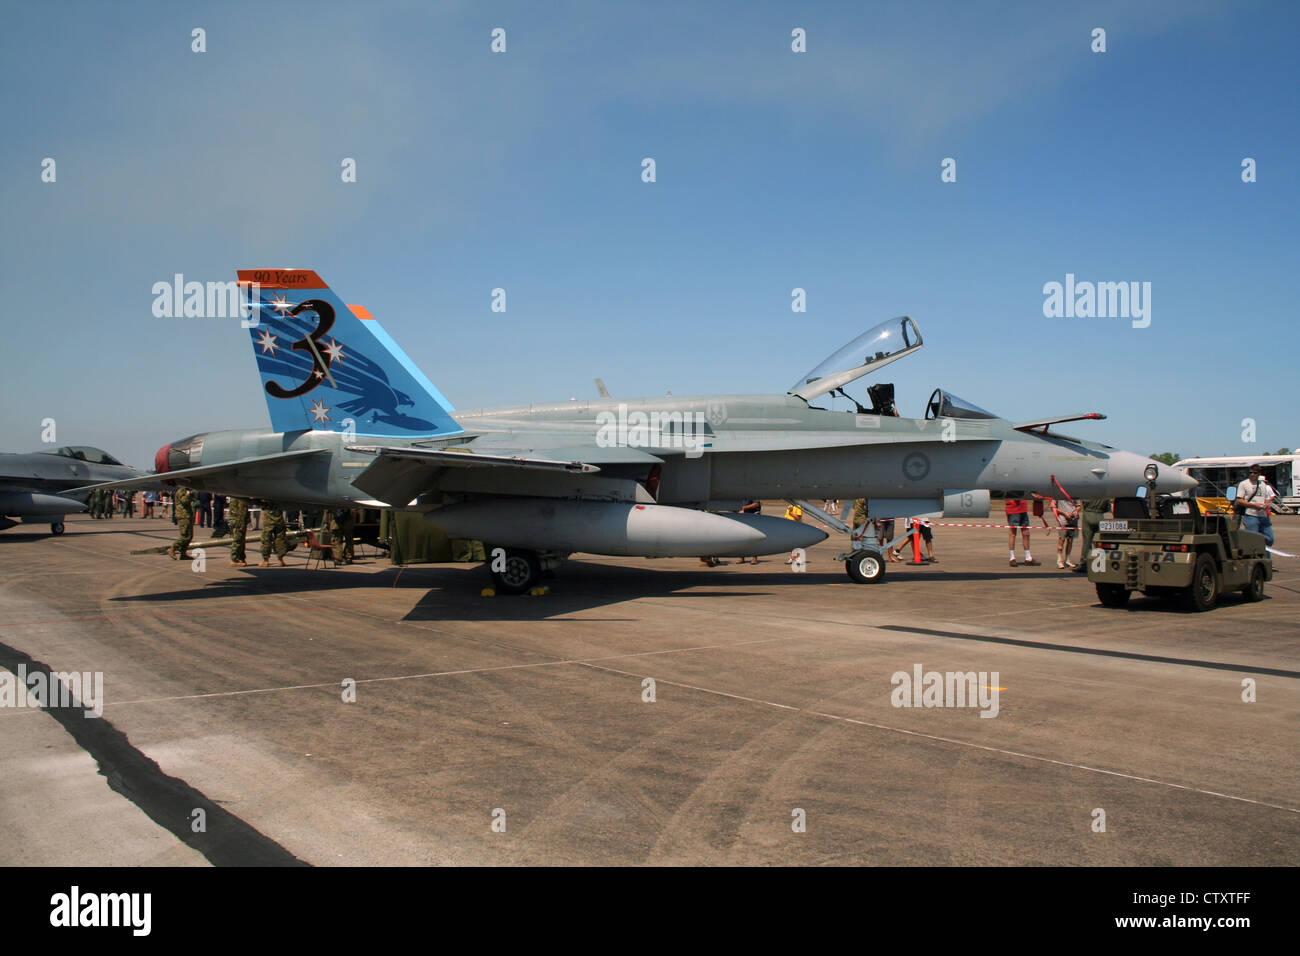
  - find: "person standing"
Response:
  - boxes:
[876,517,898,561]
[851,498,870,544]
[1236,464,1277,548]
[167,486,195,560]
[735,499,761,564]
[212,494,227,534]
[228,496,249,567]
[916,517,936,563]
[260,502,289,567]
[1055,499,1079,569]
[1075,498,1111,572]
[196,491,212,529]
[340,509,356,563]
[783,502,804,564]
[1005,498,1034,565]
[330,507,356,564]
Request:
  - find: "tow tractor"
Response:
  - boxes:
[1088,465,1272,612]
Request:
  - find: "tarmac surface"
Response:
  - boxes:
[1,509,1297,866]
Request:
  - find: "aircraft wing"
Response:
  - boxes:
[1014,412,1106,433]
[70,448,328,492]
[346,445,655,507]
[348,445,601,474]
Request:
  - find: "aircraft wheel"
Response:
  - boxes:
[50,522,65,535]
[1242,564,1266,602]
[491,549,542,595]
[845,550,886,584]
[1182,553,1219,612]
[1095,583,1130,607]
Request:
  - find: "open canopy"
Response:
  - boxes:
[789,316,922,402]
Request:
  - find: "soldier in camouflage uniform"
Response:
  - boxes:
[260,502,289,566]
[851,498,869,541]
[1075,498,1111,573]
[330,507,356,564]
[451,538,486,562]
[228,497,249,566]
[88,488,100,519]
[168,486,195,559]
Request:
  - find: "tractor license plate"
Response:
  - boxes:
[1100,520,1128,532]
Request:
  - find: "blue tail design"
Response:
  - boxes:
[238,270,463,439]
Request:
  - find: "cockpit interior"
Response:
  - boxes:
[41,446,125,465]
[790,316,1003,422]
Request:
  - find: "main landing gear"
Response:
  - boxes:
[487,549,566,594]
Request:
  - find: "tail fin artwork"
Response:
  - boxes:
[237,270,463,439]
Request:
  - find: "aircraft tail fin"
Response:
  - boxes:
[237,270,462,438]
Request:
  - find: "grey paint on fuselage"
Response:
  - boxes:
[162,391,1186,508]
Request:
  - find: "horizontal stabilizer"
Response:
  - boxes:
[71,448,327,492]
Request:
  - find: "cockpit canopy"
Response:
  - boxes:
[789,316,922,402]
[924,388,998,421]
[41,445,124,465]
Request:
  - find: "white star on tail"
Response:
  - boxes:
[269,294,293,314]
[322,337,345,365]
[309,399,332,424]
[255,329,279,355]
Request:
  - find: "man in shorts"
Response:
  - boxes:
[1055,499,1079,569]
[1005,498,1036,566]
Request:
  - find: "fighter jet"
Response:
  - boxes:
[85,268,1194,591]
[1,445,142,535]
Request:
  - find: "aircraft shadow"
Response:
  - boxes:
[105,558,1150,621]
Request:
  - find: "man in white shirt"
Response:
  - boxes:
[1235,464,1276,547]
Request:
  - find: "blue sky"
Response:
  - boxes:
[1,0,1296,468]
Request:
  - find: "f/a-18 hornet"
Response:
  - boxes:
[87,269,1193,591]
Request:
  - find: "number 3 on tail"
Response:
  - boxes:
[266,299,337,398]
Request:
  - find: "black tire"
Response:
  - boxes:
[1242,564,1266,602]
[1096,583,1130,607]
[50,522,65,535]
[1182,553,1219,612]
[845,550,886,584]
[490,549,542,594]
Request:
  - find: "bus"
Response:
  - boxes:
[1174,454,1299,511]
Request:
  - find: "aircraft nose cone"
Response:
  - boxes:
[1109,452,1198,494]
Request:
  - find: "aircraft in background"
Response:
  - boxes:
[1,446,142,535]
[84,268,1194,592]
